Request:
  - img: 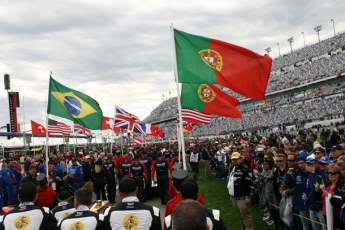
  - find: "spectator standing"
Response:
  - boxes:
[189,147,201,180]
[303,155,326,230]
[24,157,31,175]
[286,151,311,230]
[90,158,107,201]
[20,164,38,186]
[228,152,254,230]
[82,155,93,194]
[201,144,211,178]
[69,158,84,190]
[36,173,57,209]
[315,164,345,230]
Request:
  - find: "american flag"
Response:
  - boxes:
[133,134,142,145]
[177,108,211,124]
[114,105,145,134]
[74,123,92,138]
[48,119,71,136]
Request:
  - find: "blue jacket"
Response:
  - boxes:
[0,171,5,191]
[305,168,326,210]
[70,164,84,183]
[286,168,310,210]
[11,167,22,182]
[4,167,17,190]
[54,165,64,179]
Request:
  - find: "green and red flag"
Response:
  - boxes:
[174,29,272,100]
[181,83,242,118]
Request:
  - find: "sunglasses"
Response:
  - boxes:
[320,162,328,165]
[315,152,322,154]
[264,158,269,160]
[327,171,338,175]
[287,160,295,162]
[275,160,284,163]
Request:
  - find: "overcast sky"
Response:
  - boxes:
[0,0,344,133]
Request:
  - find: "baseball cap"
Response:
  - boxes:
[71,158,77,162]
[231,152,241,160]
[319,156,331,164]
[84,155,90,159]
[68,168,76,175]
[306,155,317,164]
[339,139,345,143]
[180,178,199,199]
[331,145,343,151]
[119,176,137,193]
[38,164,46,172]
[297,151,307,161]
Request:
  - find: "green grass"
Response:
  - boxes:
[190,162,268,229]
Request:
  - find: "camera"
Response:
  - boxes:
[316,175,323,184]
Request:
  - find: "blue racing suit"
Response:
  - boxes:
[70,164,84,190]
[0,170,5,211]
[4,167,18,204]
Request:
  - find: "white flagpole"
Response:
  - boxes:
[45,101,49,177]
[171,23,186,170]
[111,105,117,154]
[176,124,181,163]
[33,133,35,157]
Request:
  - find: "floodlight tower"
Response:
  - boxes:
[331,19,336,35]
[314,25,322,43]
[265,47,271,56]
[287,37,294,53]
[277,43,280,56]
[301,32,305,47]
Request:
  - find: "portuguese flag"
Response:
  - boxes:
[181,83,242,118]
[174,29,272,100]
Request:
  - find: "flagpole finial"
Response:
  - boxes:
[50,71,52,77]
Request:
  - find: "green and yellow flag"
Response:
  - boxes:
[47,76,103,130]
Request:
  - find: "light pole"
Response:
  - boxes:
[314,25,322,43]
[301,32,305,47]
[265,47,271,56]
[277,43,280,56]
[331,19,336,35]
[287,37,294,53]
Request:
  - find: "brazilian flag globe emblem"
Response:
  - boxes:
[47,76,103,130]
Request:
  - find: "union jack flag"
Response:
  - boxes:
[114,105,145,134]
[73,123,93,138]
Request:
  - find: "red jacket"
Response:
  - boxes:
[164,193,206,229]
[37,186,56,207]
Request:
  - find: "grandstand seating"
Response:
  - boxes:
[143,32,345,139]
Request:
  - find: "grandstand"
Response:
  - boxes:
[143,32,345,139]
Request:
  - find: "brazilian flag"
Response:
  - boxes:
[47,76,103,130]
